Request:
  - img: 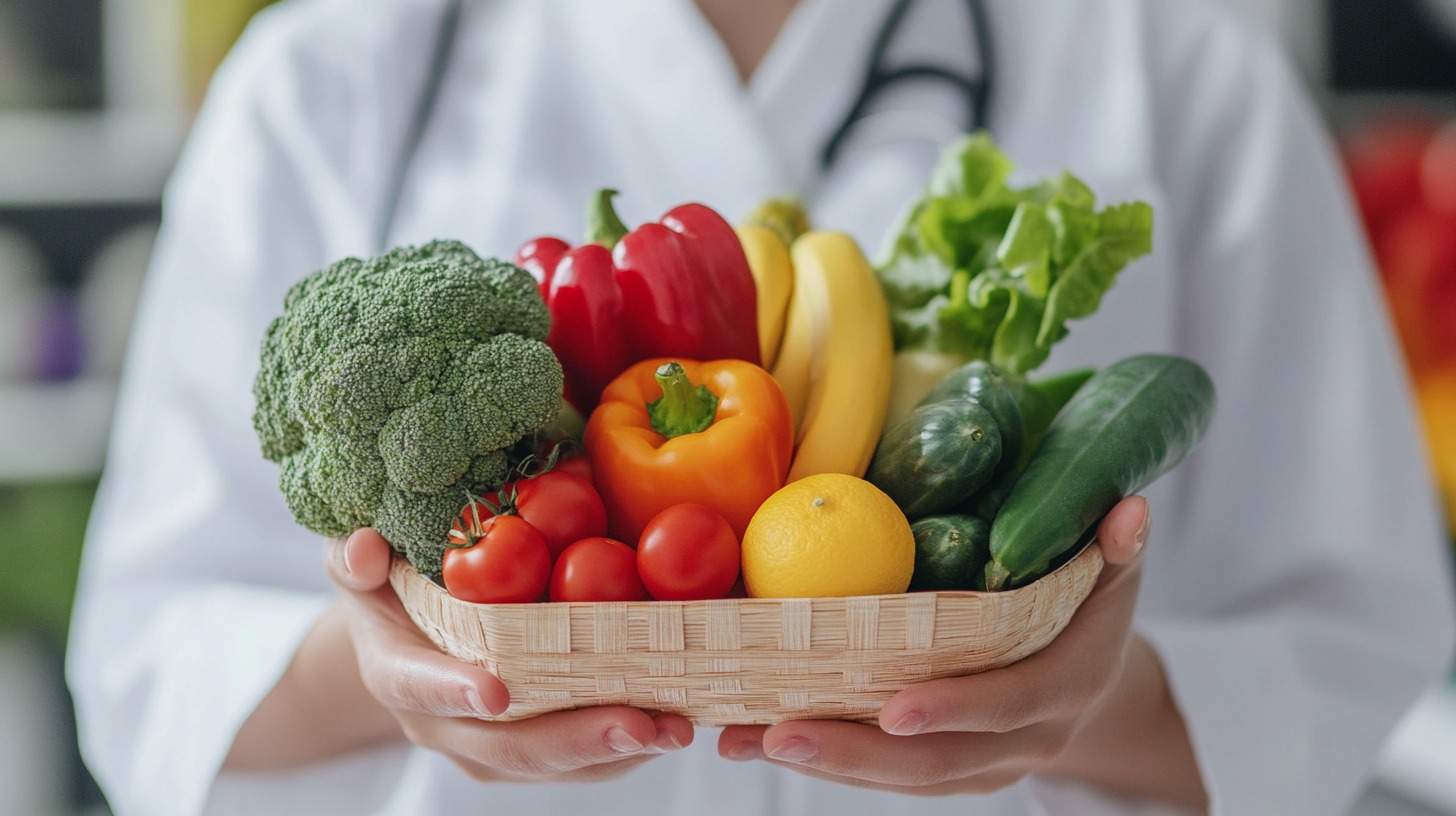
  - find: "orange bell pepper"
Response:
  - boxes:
[584,358,792,544]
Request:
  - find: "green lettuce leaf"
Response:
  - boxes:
[874,133,1153,375]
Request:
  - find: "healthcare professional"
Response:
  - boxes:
[67,0,1455,814]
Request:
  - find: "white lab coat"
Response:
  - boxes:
[66,0,1456,814]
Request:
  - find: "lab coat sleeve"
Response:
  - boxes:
[1127,4,1456,814]
[65,4,444,814]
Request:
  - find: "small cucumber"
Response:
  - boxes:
[920,361,1025,474]
[985,354,1215,590]
[868,398,1003,520]
[910,514,991,591]
[963,468,1016,523]
[956,366,1095,522]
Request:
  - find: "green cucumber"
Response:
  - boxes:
[920,361,1025,474]
[957,366,1095,522]
[910,515,991,591]
[985,354,1215,590]
[868,398,1003,520]
[1018,367,1096,468]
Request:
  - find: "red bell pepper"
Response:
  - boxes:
[516,190,760,411]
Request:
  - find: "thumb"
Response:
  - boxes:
[326,528,396,593]
[1095,495,1150,569]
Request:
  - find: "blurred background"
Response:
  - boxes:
[1,1,1453,814]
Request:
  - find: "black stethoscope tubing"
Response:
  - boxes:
[377,0,994,253]
[820,0,995,170]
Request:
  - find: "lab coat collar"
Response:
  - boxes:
[572,0,893,220]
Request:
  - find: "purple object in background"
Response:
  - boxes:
[33,289,85,381]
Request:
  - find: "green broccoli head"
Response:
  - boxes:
[254,240,563,574]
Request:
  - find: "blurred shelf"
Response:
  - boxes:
[0,110,187,206]
[1376,681,1456,814]
[0,379,116,483]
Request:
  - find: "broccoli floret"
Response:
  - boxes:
[253,240,563,575]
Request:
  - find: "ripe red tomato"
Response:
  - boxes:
[510,471,608,558]
[448,471,607,560]
[550,537,646,602]
[442,515,551,604]
[552,452,594,484]
[637,504,741,601]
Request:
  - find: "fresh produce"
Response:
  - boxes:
[585,358,792,543]
[741,473,914,598]
[550,537,648,602]
[770,231,895,481]
[1017,366,1096,459]
[515,189,760,412]
[919,359,1025,475]
[951,365,1095,522]
[453,469,607,560]
[251,240,564,575]
[736,223,794,369]
[442,515,552,604]
[637,504,741,601]
[867,398,1003,519]
[909,514,990,592]
[986,354,1215,590]
[876,134,1154,417]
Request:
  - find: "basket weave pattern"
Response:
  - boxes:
[390,544,1103,726]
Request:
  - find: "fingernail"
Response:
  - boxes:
[766,738,817,763]
[605,726,644,755]
[886,710,929,736]
[341,537,356,577]
[646,731,684,754]
[1134,506,1152,553]
[463,687,493,718]
[725,742,763,762]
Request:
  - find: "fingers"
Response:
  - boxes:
[735,720,1046,790]
[323,529,511,717]
[719,724,768,761]
[879,499,1151,737]
[424,707,692,780]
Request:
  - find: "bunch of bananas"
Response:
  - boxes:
[736,203,894,483]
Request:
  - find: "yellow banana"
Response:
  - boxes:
[779,231,894,482]
[736,224,794,369]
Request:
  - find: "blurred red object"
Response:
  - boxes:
[1342,117,1440,238]
[1374,201,1456,371]
[1341,115,1456,373]
[1343,115,1456,533]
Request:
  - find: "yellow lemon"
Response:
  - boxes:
[742,473,915,598]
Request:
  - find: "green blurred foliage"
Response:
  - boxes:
[0,478,100,643]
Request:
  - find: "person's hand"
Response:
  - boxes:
[716,496,1154,796]
[328,527,694,782]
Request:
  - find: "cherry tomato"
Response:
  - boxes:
[442,515,551,604]
[636,504,741,601]
[510,471,608,558]
[552,451,594,484]
[448,471,607,560]
[550,537,646,602]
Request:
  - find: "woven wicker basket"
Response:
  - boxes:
[390,543,1103,726]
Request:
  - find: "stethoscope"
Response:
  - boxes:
[377,0,995,253]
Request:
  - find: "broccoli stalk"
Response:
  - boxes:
[253,240,564,575]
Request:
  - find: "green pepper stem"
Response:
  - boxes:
[586,189,631,250]
[647,362,718,439]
